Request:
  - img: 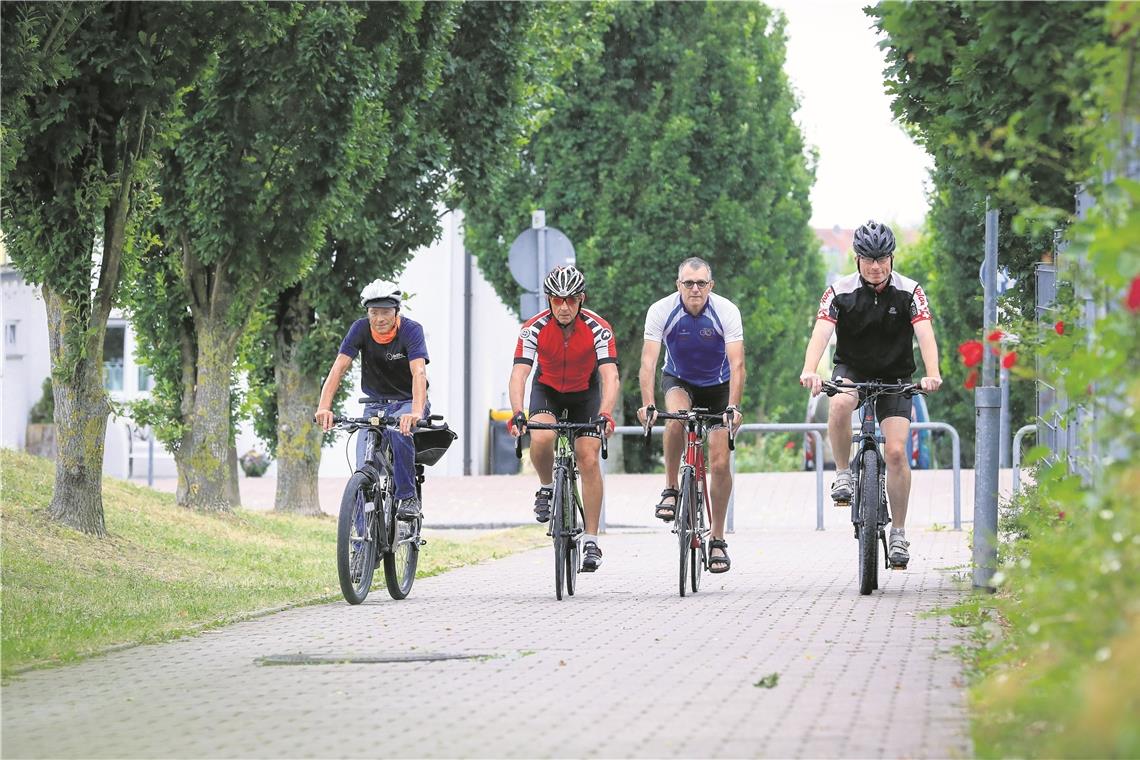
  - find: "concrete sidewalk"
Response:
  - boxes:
[2,524,973,758]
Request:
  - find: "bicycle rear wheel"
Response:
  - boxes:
[677,469,694,597]
[857,453,880,596]
[691,481,704,594]
[383,510,420,600]
[337,472,377,605]
[552,473,567,600]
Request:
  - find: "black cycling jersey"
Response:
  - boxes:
[817,271,932,378]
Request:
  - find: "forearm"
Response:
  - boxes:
[508,364,530,412]
[728,362,745,407]
[317,363,348,411]
[801,322,834,374]
[916,328,940,378]
[410,372,428,417]
[599,365,620,416]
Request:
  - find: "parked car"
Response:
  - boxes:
[803,391,935,470]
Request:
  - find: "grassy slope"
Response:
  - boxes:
[1,449,543,676]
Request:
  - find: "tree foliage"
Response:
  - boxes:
[465,1,822,452]
[869,1,1108,450]
[1,2,221,533]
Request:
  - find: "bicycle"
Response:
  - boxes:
[821,380,923,595]
[643,405,735,597]
[331,408,455,604]
[515,417,608,600]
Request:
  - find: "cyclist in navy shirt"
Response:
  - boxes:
[315,279,430,521]
[638,257,745,573]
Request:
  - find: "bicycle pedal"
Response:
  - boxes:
[834,499,850,508]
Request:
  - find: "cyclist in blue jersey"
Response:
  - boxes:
[315,279,430,521]
[637,257,745,573]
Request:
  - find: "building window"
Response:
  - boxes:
[104,325,125,391]
[138,365,153,391]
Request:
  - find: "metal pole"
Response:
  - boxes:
[463,248,473,476]
[599,448,607,534]
[974,205,1001,590]
[811,431,824,531]
[999,365,1011,467]
[727,448,736,533]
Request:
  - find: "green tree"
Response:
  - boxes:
[1,2,220,535]
[127,3,371,512]
[250,1,608,512]
[869,1,1108,451]
[465,1,822,465]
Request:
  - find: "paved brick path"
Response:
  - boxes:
[3,507,973,758]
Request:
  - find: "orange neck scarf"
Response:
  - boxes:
[370,316,400,344]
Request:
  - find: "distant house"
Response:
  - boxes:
[1,210,523,480]
[813,224,920,285]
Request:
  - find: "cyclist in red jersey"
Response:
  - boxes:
[508,265,619,572]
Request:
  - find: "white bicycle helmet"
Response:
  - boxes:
[360,279,401,309]
[543,265,586,297]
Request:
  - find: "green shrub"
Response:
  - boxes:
[27,376,53,424]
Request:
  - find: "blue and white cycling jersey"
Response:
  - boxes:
[643,292,744,387]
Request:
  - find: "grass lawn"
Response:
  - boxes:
[1,449,544,678]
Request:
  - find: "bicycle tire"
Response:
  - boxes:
[565,485,580,597]
[337,472,377,605]
[383,505,419,600]
[677,469,694,597]
[857,452,880,595]
[691,481,704,594]
[552,472,567,601]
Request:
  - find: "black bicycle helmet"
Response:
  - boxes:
[852,220,896,259]
[543,265,586,297]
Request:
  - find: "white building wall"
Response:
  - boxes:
[2,270,52,451]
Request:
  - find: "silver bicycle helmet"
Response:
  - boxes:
[852,220,896,259]
[360,279,401,309]
[543,265,586,297]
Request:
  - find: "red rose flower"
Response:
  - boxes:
[987,329,1005,342]
[1054,320,1064,335]
[1002,351,1017,369]
[1127,275,1140,312]
[958,340,984,367]
[964,369,979,390]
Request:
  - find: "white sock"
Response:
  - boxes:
[540,481,552,490]
[891,527,905,537]
[581,534,598,547]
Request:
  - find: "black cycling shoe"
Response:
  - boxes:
[581,541,603,572]
[396,496,422,522]
[533,486,553,523]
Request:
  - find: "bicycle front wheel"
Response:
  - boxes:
[552,473,567,600]
[565,485,580,597]
[337,472,377,605]
[857,454,880,596]
[691,481,704,594]
[677,470,694,597]
[383,511,420,600]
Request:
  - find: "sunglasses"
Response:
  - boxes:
[550,295,581,307]
[679,279,711,290]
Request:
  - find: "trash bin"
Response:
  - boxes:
[488,409,521,475]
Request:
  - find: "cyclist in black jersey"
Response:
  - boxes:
[798,221,942,568]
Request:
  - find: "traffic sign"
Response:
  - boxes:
[507,226,575,291]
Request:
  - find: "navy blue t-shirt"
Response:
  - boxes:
[338,317,429,400]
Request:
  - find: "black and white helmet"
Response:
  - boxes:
[852,220,896,259]
[360,279,401,309]
[543,265,586,297]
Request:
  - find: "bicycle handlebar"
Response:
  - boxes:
[513,418,609,460]
[640,404,736,451]
[821,380,924,398]
[331,413,446,431]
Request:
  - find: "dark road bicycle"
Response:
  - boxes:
[643,406,735,597]
[822,380,924,595]
[516,417,608,600]
[331,408,455,604]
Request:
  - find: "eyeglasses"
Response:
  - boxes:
[679,280,711,290]
[550,295,581,307]
[857,254,890,265]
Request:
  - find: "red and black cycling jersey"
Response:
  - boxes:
[817,271,932,378]
[513,308,619,393]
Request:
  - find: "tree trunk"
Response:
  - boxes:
[175,318,241,512]
[44,288,110,536]
[273,351,324,514]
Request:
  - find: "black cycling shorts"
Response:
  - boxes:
[662,374,730,429]
[528,380,601,439]
[832,364,912,422]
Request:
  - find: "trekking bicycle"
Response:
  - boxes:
[515,417,608,601]
[331,408,455,604]
[821,380,923,595]
[643,406,735,597]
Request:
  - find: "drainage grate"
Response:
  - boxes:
[257,652,485,666]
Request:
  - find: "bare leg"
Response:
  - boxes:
[527,412,557,485]
[662,388,692,497]
[828,387,858,470]
[707,429,731,539]
[880,417,912,529]
[575,436,603,535]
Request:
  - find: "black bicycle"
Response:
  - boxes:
[822,380,923,595]
[643,406,735,597]
[332,410,455,604]
[516,418,608,600]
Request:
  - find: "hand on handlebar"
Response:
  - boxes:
[919,376,942,393]
[637,404,658,426]
[599,412,615,439]
[799,371,822,397]
[723,406,742,434]
[398,412,421,436]
[314,408,335,431]
[508,410,527,438]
